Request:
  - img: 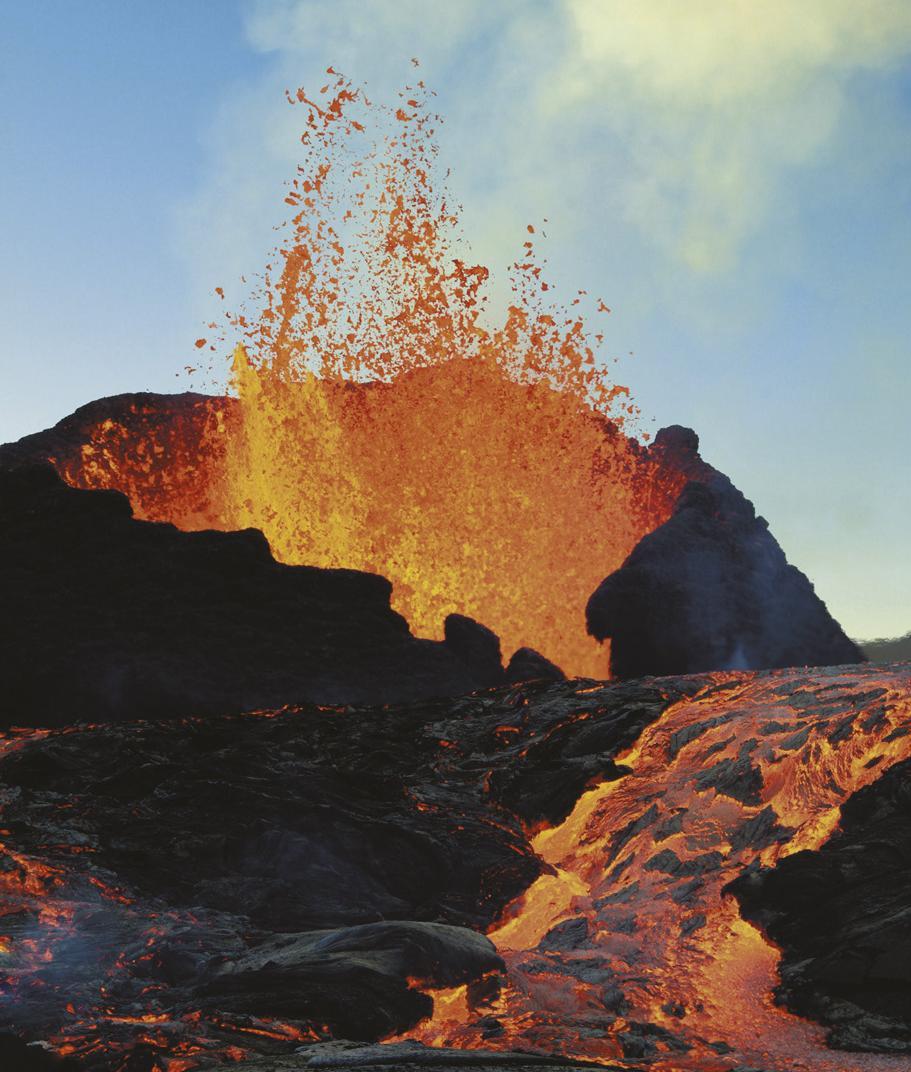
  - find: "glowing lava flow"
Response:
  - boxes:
[403,664,911,1071]
[0,726,325,1071]
[47,70,690,677]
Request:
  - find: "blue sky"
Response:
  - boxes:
[2,1,910,641]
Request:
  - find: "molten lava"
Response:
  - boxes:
[48,70,688,676]
[2,667,910,1070]
[402,665,911,1071]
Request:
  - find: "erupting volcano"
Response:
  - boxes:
[1,65,909,1072]
[30,70,691,678]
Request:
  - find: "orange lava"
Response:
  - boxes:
[13,68,911,1072]
[49,70,688,677]
[403,664,911,1071]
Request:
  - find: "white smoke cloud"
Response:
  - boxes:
[175,0,911,302]
[557,0,911,269]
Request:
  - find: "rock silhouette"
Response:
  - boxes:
[0,464,509,726]
[504,647,565,684]
[587,473,863,678]
[2,395,865,686]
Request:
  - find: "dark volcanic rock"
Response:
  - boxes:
[0,696,532,933]
[1,664,905,1070]
[862,631,911,664]
[6,397,825,691]
[0,464,507,727]
[0,391,233,527]
[0,675,696,1067]
[485,678,682,827]
[504,648,565,685]
[0,391,223,470]
[729,754,911,1052]
[644,424,716,484]
[444,615,504,688]
[199,922,503,1041]
[205,1043,624,1071]
[0,1035,80,1070]
[586,473,863,679]
[0,678,690,930]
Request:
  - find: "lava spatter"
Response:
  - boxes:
[44,71,688,678]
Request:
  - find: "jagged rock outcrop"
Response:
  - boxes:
[504,647,565,684]
[0,391,233,530]
[729,752,911,1053]
[0,392,223,471]
[587,470,863,679]
[443,614,504,687]
[8,396,861,685]
[0,465,509,726]
[642,424,716,484]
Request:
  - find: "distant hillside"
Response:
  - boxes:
[860,632,911,663]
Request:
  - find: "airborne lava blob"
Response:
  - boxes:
[52,70,687,677]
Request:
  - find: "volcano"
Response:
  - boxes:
[1,69,907,1072]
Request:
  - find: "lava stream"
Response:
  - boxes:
[404,664,911,1071]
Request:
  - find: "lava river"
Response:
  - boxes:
[0,664,909,1071]
[402,662,911,1071]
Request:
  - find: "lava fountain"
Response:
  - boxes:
[49,69,689,677]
